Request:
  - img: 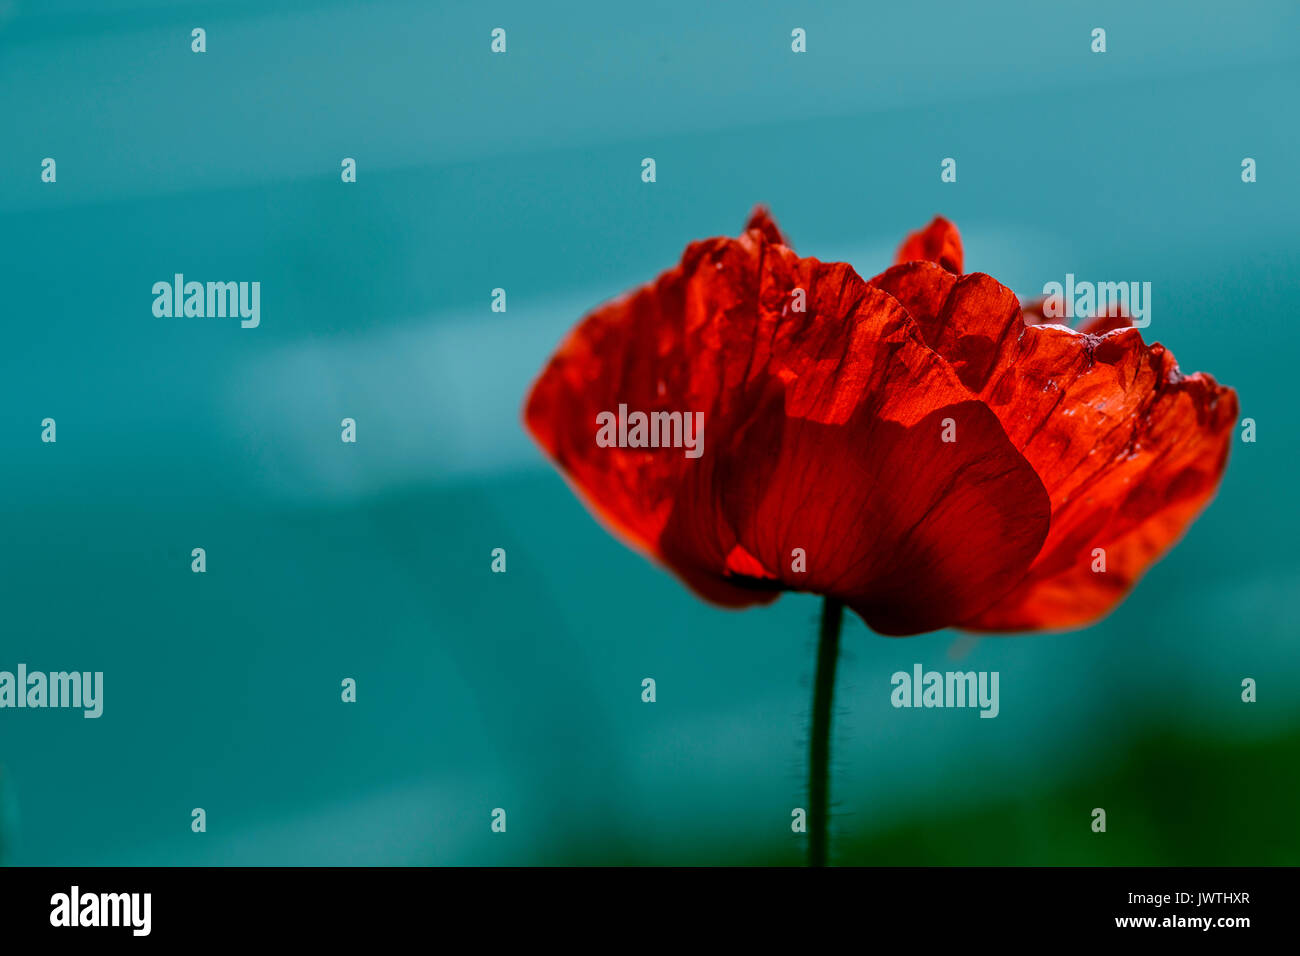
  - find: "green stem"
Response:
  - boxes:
[809,596,843,867]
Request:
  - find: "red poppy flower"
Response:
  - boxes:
[524,208,1237,635]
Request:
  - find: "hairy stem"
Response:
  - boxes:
[808,596,843,866]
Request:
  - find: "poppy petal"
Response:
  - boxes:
[894,216,964,274]
[744,204,791,247]
[526,220,1052,634]
[870,260,1238,631]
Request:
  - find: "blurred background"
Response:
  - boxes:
[1,0,1297,865]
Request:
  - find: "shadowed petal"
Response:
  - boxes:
[871,259,1238,631]
[526,217,1051,634]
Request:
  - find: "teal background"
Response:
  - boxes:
[1,0,1297,865]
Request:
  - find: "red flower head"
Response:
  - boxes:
[524,208,1237,635]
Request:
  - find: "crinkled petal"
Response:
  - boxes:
[526,218,1052,634]
[870,260,1238,631]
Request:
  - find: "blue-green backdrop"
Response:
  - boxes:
[1,0,1297,864]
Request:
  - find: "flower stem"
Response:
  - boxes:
[809,596,843,867]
